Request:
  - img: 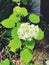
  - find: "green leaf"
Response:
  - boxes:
[29,14,40,24]
[8,38,22,52]
[25,40,35,50]
[2,59,10,65]
[1,59,10,65]
[20,49,33,64]
[1,19,15,28]
[13,6,28,16]
[13,6,21,15]
[11,27,18,38]
[9,14,20,23]
[17,21,21,27]
[12,0,20,3]
[20,7,28,17]
[0,63,1,65]
[35,28,44,40]
[11,22,21,38]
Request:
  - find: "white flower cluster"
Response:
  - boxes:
[17,23,39,41]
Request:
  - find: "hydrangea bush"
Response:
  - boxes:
[0,0,44,65]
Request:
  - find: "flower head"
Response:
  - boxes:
[17,23,39,41]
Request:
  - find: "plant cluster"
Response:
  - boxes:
[0,0,44,65]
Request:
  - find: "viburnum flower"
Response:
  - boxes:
[17,23,39,41]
